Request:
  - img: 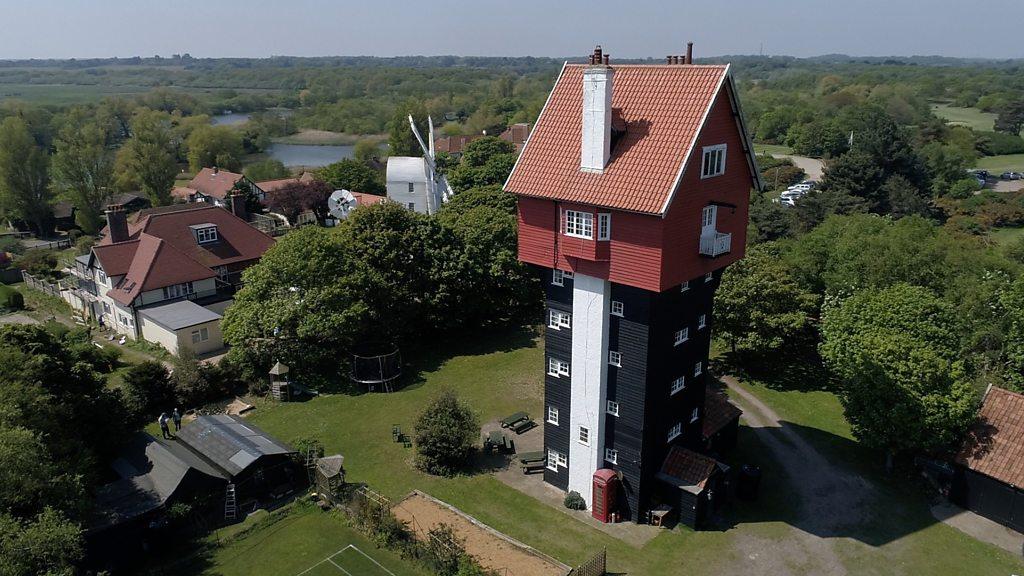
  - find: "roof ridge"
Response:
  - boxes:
[986,385,1024,402]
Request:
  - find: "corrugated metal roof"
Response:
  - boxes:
[176,415,294,477]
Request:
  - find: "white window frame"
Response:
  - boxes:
[667,422,682,442]
[674,327,689,346]
[701,144,727,179]
[552,269,564,286]
[597,213,611,241]
[608,351,622,367]
[705,272,714,283]
[671,376,686,395]
[547,405,559,426]
[606,400,619,416]
[611,300,624,317]
[97,269,107,284]
[191,327,210,344]
[690,407,700,423]
[564,210,594,239]
[698,314,707,329]
[701,205,718,230]
[548,357,570,378]
[196,227,218,244]
[547,449,567,471]
[162,281,195,300]
[578,426,590,446]
[694,361,703,376]
[605,448,618,465]
[548,309,571,330]
[680,280,689,292]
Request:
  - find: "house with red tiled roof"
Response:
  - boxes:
[499,122,530,152]
[506,45,759,524]
[75,196,274,354]
[952,385,1024,532]
[183,167,265,206]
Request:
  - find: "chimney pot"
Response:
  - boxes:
[686,42,694,64]
[212,166,219,175]
[666,55,673,64]
[580,52,614,173]
[603,54,610,65]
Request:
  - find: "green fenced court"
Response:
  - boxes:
[297,545,398,576]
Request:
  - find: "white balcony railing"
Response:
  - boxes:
[699,231,732,257]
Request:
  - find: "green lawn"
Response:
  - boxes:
[0,83,154,105]
[932,104,998,132]
[154,329,1022,575]
[988,226,1024,246]
[753,142,794,156]
[976,153,1024,173]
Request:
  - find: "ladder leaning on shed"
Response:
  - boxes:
[224,484,237,521]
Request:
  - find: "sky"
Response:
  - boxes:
[1,0,1022,60]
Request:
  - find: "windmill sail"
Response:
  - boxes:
[408,114,453,212]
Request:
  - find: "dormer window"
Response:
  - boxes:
[564,210,594,239]
[191,224,219,244]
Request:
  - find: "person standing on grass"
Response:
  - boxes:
[172,408,182,432]
[159,412,172,439]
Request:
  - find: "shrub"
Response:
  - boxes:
[67,229,82,242]
[0,285,23,310]
[564,491,586,511]
[16,249,58,279]
[74,235,95,256]
[977,131,1024,156]
[414,390,480,476]
[120,361,175,423]
[0,235,25,255]
[170,348,226,407]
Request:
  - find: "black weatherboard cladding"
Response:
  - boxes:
[537,265,720,522]
[542,266,572,489]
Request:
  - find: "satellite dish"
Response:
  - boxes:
[327,189,358,220]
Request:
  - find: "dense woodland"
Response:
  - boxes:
[3,54,1024,572]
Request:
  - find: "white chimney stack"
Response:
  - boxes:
[581,45,614,174]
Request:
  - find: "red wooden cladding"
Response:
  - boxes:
[516,83,752,293]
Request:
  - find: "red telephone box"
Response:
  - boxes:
[592,468,619,523]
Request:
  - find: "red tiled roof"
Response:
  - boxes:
[703,387,742,439]
[659,446,718,490]
[106,234,217,306]
[129,205,274,269]
[188,168,244,200]
[434,135,481,155]
[171,186,198,201]
[351,191,387,207]
[92,240,142,277]
[957,386,1024,487]
[500,123,530,146]
[505,64,730,215]
[255,172,315,193]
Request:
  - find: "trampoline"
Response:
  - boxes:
[350,343,402,392]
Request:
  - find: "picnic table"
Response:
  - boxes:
[500,411,530,429]
[518,451,546,474]
[483,430,513,453]
[511,418,537,435]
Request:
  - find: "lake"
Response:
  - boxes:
[266,143,354,168]
[210,112,251,126]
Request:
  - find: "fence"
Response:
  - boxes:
[568,548,607,576]
[21,271,62,297]
[27,238,72,251]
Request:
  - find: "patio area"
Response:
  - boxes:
[484,416,662,548]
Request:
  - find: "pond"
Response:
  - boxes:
[266,143,354,168]
[210,112,251,126]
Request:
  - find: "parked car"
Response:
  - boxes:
[1000,172,1022,180]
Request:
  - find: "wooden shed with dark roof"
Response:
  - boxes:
[951,385,1024,531]
[656,446,727,529]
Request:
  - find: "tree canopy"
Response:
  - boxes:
[316,158,385,194]
[0,117,53,235]
[52,108,115,234]
[115,110,176,206]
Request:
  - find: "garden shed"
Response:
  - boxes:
[952,385,1024,532]
[137,299,223,356]
[315,455,345,503]
[702,386,742,455]
[656,446,727,529]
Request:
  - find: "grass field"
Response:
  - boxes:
[988,226,1024,246]
[932,104,998,132]
[976,153,1024,173]
[0,83,154,105]
[212,327,1024,576]
[753,142,794,156]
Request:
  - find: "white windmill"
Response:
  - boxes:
[409,115,453,211]
[326,189,358,222]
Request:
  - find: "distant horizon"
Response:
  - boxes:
[1,0,1021,61]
